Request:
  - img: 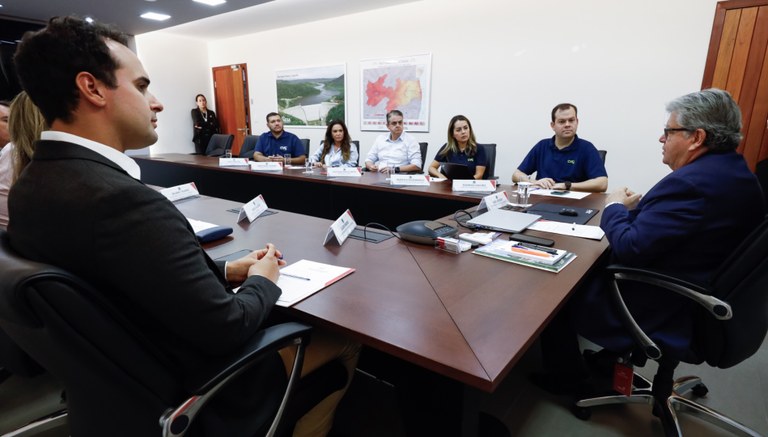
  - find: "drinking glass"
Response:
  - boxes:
[283,154,291,167]
[517,181,532,206]
[304,158,314,174]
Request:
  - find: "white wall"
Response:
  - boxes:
[133,32,213,155]
[137,0,720,194]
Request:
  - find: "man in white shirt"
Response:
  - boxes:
[364,109,422,173]
[0,100,10,148]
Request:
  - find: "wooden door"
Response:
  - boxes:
[213,64,250,155]
[702,0,768,171]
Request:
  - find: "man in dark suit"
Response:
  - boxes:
[534,89,766,393]
[10,16,356,436]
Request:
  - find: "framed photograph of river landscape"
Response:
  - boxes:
[275,64,346,127]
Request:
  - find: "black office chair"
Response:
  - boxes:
[0,231,347,437]
[418,142,428,171]
[598,149,607,164]
[300,139,310,157]
[204,134,234,157]
[0,328,67,435]
[755,158,768,206]
[239,134,260,159]
[477,143,497,179]
[573,217,768,436]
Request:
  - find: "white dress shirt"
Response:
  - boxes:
[41,131,141,180]
[365,132,422,168]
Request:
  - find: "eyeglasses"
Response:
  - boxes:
[663,127,692,139]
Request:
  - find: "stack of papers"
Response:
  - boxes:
[473,239,577,273]
[527,221,605,240]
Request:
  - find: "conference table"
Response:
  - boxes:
[171,189,610,393]
[136,154,485,229]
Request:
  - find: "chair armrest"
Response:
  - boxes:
[606,265,732,320]
[605,265,732,361]
[160,322,312,437]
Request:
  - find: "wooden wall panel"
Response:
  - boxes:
[703,1,768,171]
[726,7,758,100]
[712,10,742,88]
[741,43,768,168]
[734,6,768,164]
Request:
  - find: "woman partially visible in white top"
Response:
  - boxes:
[311,119,358,168]
[0,92,47,228]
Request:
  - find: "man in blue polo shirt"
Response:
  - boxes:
[512,103,608,192]
[252,112,306,165]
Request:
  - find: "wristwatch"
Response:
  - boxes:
[564,181,572,190]
[395,166,401,173]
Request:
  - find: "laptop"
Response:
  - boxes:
[466,208,541,233]
[441,163,474,180]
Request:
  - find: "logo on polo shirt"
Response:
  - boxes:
[567,159,576,165]
[280,146,288,151]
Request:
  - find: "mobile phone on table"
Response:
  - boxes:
[508,233,555,247]
[214,249,253,262]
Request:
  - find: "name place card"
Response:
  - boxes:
[249,162,283,172]
[390,174,430,186]
[237,194,269,223]
[219,157,250,167]
[327,167,362,177]
[452,179,496,192]
[477,191,510,212]
[323,209,357,246]
[159,182,199,202]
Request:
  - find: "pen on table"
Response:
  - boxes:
[518,242,558,255]
[572,222,576,231]
[282,273,310,281]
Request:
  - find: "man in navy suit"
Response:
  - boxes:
[534,89,766,393]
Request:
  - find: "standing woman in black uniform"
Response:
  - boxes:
[191,94,220,154]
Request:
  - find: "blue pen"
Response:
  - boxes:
[282,273,310,281]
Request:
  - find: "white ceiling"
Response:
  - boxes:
[160,0,420,40]
[0,0,420,39]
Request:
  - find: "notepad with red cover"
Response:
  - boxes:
[275,259,355,307]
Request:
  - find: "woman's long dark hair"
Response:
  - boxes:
[321,119,352,162]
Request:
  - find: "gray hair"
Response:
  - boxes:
[386,109,403,124]
[666,88,742,152]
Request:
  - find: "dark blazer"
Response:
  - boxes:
[574,151,766,354]
[191,108,220,154]
[8,140,285,436]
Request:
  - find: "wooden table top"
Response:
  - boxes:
[173,190,610,392]
[136,153,498,204]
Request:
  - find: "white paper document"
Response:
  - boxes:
[527,220,605,240]
[532,189,591,200]
[276,259,355,307]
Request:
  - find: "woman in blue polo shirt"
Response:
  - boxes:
[311,119,359,168]
[428,115,488,179]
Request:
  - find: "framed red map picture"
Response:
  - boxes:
[360,54,431,132]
